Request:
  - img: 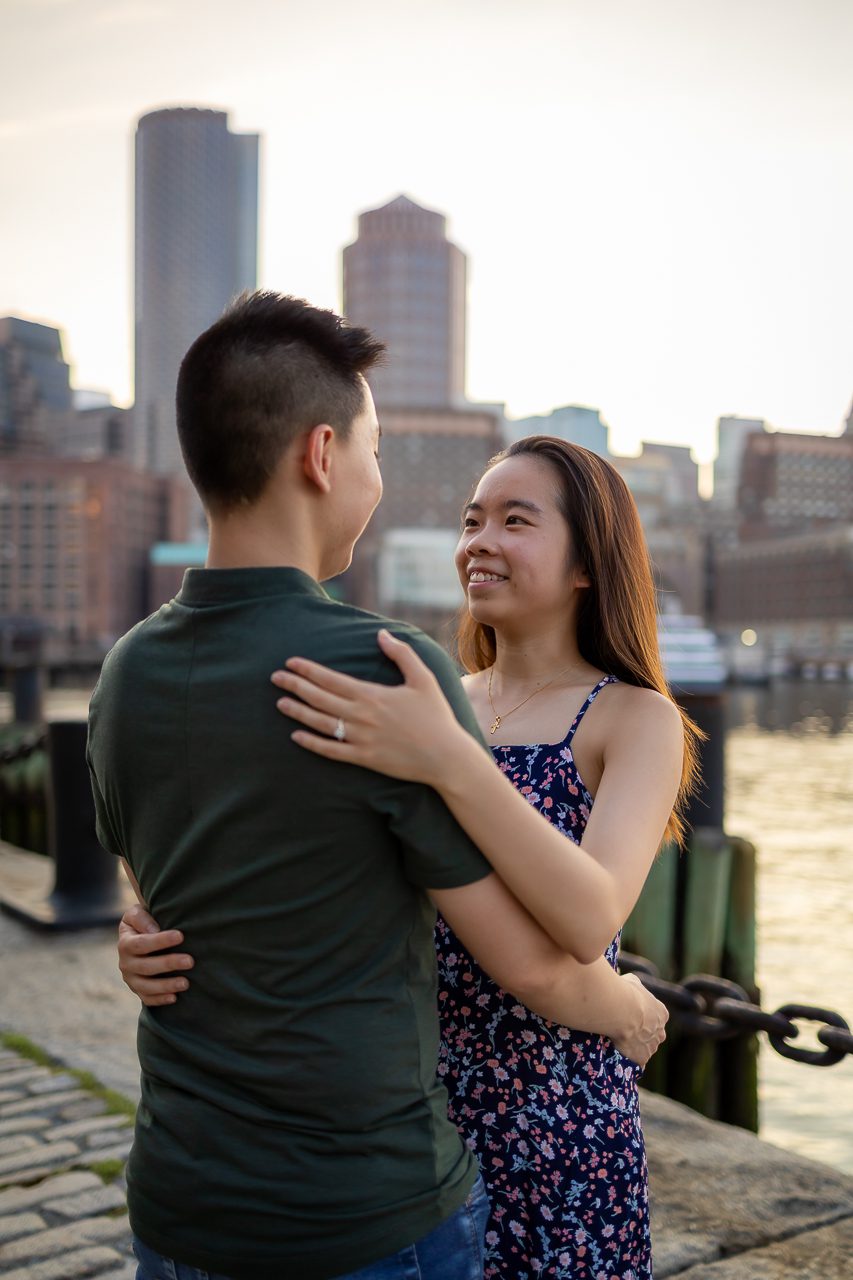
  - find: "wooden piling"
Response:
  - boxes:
[668,827,733,1119]
[719,836,759,1131]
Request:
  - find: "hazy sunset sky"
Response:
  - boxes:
[2,0,851,462]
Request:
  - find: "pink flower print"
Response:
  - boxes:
[509,1220,525,1239]
[511,1004,528,1019]
[541,1205,553,1221]
[522,1029,537,1044]
[583,1124,596,1139]
[485,1231,499,1247]
[602,1225,615,1238]
[559,1254,571,1267]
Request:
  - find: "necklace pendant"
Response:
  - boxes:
[489,716,501,734]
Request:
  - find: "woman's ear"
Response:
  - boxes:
[303,424,335,493]
[573,564,592,590]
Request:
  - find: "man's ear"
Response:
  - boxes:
[303,424,335,493]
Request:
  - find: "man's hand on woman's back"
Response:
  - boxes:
[118,904,194,1007]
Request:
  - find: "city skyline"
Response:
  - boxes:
[2,0,852,465]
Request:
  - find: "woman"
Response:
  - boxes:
[120,437,699,1279]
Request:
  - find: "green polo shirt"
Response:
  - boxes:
[86,567,491,1280]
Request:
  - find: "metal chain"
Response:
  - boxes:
[0,732,47,766]
[619,951,853,1068]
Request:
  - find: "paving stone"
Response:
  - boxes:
[0,1068,52,1089]
[98,1265,136,1280]
[27,1073,79,1095]
[0,1090,25,1104]
[0,1115,50,1137]
[0,1146,82,1188]
[1,1244,125,1279]
[0,1089,89,1116]
[0,1057,28,1073]
[45,1115,132,1143]
[86,1125,132,1149]
[0,1212,131,1262]
[0,1209,46,1241]
[0,1132,40,1158]
[59,1098,109,1122]
[43,1182,126,1219]
[0,1171,101,1214]
[0,1139,79,1177]
[76,1137,133,1166]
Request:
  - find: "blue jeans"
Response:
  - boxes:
[132,1174,489,1280]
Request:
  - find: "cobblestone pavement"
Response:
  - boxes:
[0,1044,135,1279]
[0,844,140,1103]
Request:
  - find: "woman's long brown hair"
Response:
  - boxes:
[456,435,702,847]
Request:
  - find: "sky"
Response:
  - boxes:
[2,0,852,465]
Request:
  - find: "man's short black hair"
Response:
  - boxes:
[176,291,385,511]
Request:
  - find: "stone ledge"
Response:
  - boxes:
[642,1090,853,1278]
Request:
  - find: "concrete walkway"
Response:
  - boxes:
[2,841,852,1278]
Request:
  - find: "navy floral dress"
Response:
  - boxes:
[435,676,652,1279]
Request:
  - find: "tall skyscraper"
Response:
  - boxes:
[0,317,72,455]
[134,107,259,476]
[342,195,466,409]
[713,415,766,508]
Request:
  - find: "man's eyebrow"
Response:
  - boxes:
[462,498,544,516]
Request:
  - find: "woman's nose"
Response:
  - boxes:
[465,530,497,556]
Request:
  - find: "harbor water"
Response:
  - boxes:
[725,681,853,1174]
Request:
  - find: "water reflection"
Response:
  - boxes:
[724,681,853,1174]
[725,680,853,737]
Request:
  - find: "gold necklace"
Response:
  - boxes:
[486,663,581,735]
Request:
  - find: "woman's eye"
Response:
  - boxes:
[506,515,526,525]
[463,518,478,529]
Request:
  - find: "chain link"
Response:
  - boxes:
[0,732,47,766]
[618,951,852,1068]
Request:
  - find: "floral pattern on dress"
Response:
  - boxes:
[435,676,652,1279]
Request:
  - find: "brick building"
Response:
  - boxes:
[0,458,187,661]
[738,430,853,533]
[713,525,853,664]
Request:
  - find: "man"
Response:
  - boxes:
[88,292,663,1280]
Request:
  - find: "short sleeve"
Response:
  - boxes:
[369,629,493,890]
[86,695,123,858]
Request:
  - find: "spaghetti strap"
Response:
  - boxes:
[564,674,618,746]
